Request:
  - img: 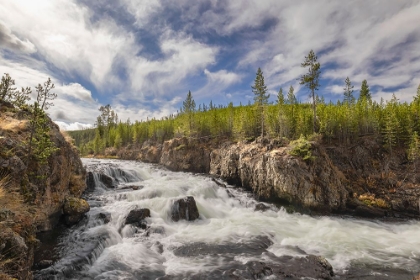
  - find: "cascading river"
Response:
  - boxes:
[34,159,420,280]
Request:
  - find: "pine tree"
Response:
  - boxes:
[299,50,321,133]
[343,77,355,106]
[277,88,285,105]
[251,68,269,137]
[183,90,196,134]
[27,78,59,165]
[359,79,371,101]
[407,131,420,168]
[286,85,297,105]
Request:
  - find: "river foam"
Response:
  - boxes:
[35,158,420,279]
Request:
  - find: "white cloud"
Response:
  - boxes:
[127,31,217,99]
[56,83,94,102]
[204,69,242,86]
[55,121,93,131]
[0,21,36,54]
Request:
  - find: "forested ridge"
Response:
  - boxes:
[69,50,420,162]
[69,81,420,160]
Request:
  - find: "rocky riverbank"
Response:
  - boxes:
[0,101,89,279]
[116,136,420,219]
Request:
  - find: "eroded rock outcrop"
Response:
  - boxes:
[210,140,348,212]
[0,101,87,279]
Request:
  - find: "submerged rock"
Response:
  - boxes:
[63,197,90,226]
[96,212,111,224]
[254,203,270,212]
[171,196,199,222]
[232,255,334,280]
[125,208,150,229]
[99,174,115,188]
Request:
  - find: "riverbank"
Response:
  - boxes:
[112,136,420,220]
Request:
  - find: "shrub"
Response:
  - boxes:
[289,134,314,161]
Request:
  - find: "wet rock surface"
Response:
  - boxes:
[125,208,151,228]
[63,197,90,226]
[171,196,200,221]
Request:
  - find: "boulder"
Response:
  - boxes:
[85,171,96,192]
[63,197,90,226]
[254,203,270,212]
[99,174,115,188]
[232,255,334,280]
[171,196,200,222]
[96,212,111,224]
[125,208,150,229]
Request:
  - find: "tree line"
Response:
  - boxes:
[68,50,420,162]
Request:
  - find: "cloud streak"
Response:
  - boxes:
[0,0,419,129]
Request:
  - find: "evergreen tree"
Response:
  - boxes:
[251,68,269,137]
[277,88,285,105]
[299,50,321,133]
[0,73,16,101]
[343,77,355,106]
[27,78,59,165]
[286,85,297,105]
[0,73,31,109]
[407,131,420,168]
[359,79,371,101]
[183,90,196,134]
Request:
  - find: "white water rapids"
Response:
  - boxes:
[35,159,420,279]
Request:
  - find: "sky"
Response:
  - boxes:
[0,0,420,130]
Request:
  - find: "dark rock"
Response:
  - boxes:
[171,196,199,222]
[34,260,53,270]
[99,174,115,188]
[125,208,150,228]
[63,197,90,226]
[0,209,15,222]
[96,212,111,224]
[86,171,96,192]
[354,205,385,218]
[230,255,334,280]
[254,203,270,212]
[211,177,226,188]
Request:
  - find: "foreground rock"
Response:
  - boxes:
[125,208,151,229]
[0,100,87,279]
[171,196,200,221]
[63,197,90,226]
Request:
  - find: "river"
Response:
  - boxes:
[34,158,420,279]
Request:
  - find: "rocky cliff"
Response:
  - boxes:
[119,136,420,219]
[0,101,87,279]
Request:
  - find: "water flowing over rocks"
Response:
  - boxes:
[32,159,420,280]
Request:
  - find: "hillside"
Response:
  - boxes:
[0,100,88,279]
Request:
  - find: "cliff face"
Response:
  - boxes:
[209,140,348,212]
[0,101,86,279]
[119,136,419,219]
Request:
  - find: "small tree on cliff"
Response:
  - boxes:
[27,78,59,165]
[252,68,269,137]
[0,73,31,109]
